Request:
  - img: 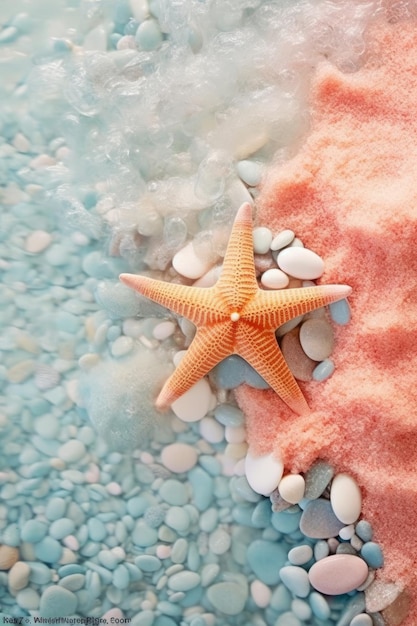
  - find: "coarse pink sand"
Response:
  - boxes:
[236,19,417,624]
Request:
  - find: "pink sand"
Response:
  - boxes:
[236,19,417,624]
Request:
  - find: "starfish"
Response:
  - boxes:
[120,202,351,415]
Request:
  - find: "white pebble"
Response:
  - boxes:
[13,133,30,153]
[278,474,305,504]
[252,227,273,254]
[129,0,149,21]
[25,230,52,254]
[299,318,334,361]
[330,473,362,525]
[250,579,272,608]
[161,443,198,473]
[30,154,56,169]
[245,449,284,496]
[270,229,295,251]
[111,336,134,358]
[173,241,214,279]
[58,440,86,463]
[225,425,246,444]
[200,417,224,444]
[236,160,263,187]
[339,525,355,541]
[277,247,324,280]
[107,482,122,496]
[171,378,213,422]
[152,321,176,341]
[261,268,289,290]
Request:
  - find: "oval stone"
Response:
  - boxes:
[245,450,283,496]
[308,554,369,595]
[261,268,289,290]
[280,328,317,382]
[278,474,305,504]
[300,499,345,539]
[330,473,362,524]
[299,318,334,361]
[277,247,324,280]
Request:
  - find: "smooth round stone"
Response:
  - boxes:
[171,378,212,422]
[312,358,335,381]
[132,522,158,548]
[168,571,201,592]
[271,509,302,534]
[39,585,77,617]
[172,241,213,280]
[87,518,107,542]
[34,538,62,564]
[292,598,312,621]
[330,473,362,524]
[329,298,351,325]
[201,563,220,587]
[58,573,85,591]
[8,561,30,590]
[361,542,384,568]
[111,335,133,358]
[236,160,262,187]
[246,540,287,585]
[308,554,369,595]
[49,518,75,540]
[16,587,40,610]
[280,566,310,598]
[299,318,334,361]
[245,450,283,496]
[304,461,334,500]
[300,498,345,539]
[135,18,163,51]
[288,545,313,566]
[271,229,295,251]
[159,479,189,506]
[214,403,244,427]
[161,443,198,473]
[250,579,271,608]
[21,520,48,543]
[165,507,190,533]
[199,417,224,444]
[252,227,273,254]
[275,613,302,626]
[113,564,130,590]
[278,474,305,504]
[58,440,86,463]
[188,467,214,512]
[170,538,188,564]
[355,520,373,542]
[350,614,373,626]
[339,524,355,540]
[208,528,231,555]
[280,328,317,381]
[309,591,331,620]
[153,321,176,341]
[277,247,324,280]
[261,268,289,289]
[207,581,247,615]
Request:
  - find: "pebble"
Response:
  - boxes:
[165,506,190,533]
[271,229,295,251]
[308,554,369,595]
[167,571,201,592]
[280,566,311,598]
[288,544,313,566]
[8,561,30,590]
[0,545,19,570]
[300,498,345,538]
[208,528,231,555]
[159,479,189,506]
[206,581,247,615]
[34,537,62,564]
[280,328,317,381]
[39,585,78,617]
[252,227,273,254]
[330,473,362,524]
[299,318,334,361]
[292,598,312,621]
[214,403,244,427]
[58,439,86,463]
[25,230,52,253]
[365,580,402,613]
[188,467,214,511]
[111,335,133,357]
[171,378,213,422]
[21,520,48,543]
[245,450,284,496]
[236,159,262,186]
[161,443,198,474]
[312,358,335,381]
[172,241,214,280]
[356,520,373,542]
[153,321,176,340]
[135,18,163,51]
[250,579,272,608]
[49,518,75,540]
[350,615,373,626]
[309,592,331,620]
[329,298,351,325]
[277,247,324,280]
[246,540,287,585]
[261,268,290,289]
[304,461,334,500]
[361,541,384,568]
[278,474,305,504]
[200,417,224,444]
[58,573,85,591]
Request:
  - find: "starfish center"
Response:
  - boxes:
[230,311,240,322]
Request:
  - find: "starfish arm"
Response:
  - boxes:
[156,322,235,408]
[216,202,259,309]
[236,323,310,416]
[243,284,352,330]
[120,273,227,325]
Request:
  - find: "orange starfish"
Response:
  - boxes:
[120,202,351,415]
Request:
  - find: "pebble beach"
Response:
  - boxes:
[1,1,416,626]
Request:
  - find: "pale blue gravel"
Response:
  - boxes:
[356,520,373,542]
[329,298,351,325]
[361,541,384,568]
[39,585,78,617]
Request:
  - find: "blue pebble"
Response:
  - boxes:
[34,537,62,563]
[355,520,373,542]
[312,358,335,381]
[279,566,310,598]
[135,19,163,51]
[2,524,20,547]
[329,298,351,325]
[49,518,75,540]
[135,555,161,573]
[39,585,77,618]
[270,584,292,611]
[246,540,287,585]
[58,564,85,577]
[28,562,52,585]
[300,498,345,538]
[21,519,48,543]
[87,518,106,542]
[214,403,244,427]
[113,564,130,590]
[188,467,214,512]
[271,509,302,534]
[132,521,158,548]
[159,479,188,506]
[335,592,366,626]
[361,541,384,568]
[198,455,221,476]
[251,498,272,528]
[127,496,150,517]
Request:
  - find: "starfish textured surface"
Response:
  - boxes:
[120,202,351,415]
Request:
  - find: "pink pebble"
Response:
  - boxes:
[63,535,79,551]
[161,443,198,473]
[101,608,124,620]
[107,482,123,496]
[140,451,154,464]
[85,463,100,483]
[308,554,369,595]
[156,545,171,559]
[251,579,272,608]
[25,230,52,254]
[280,328,317,381]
